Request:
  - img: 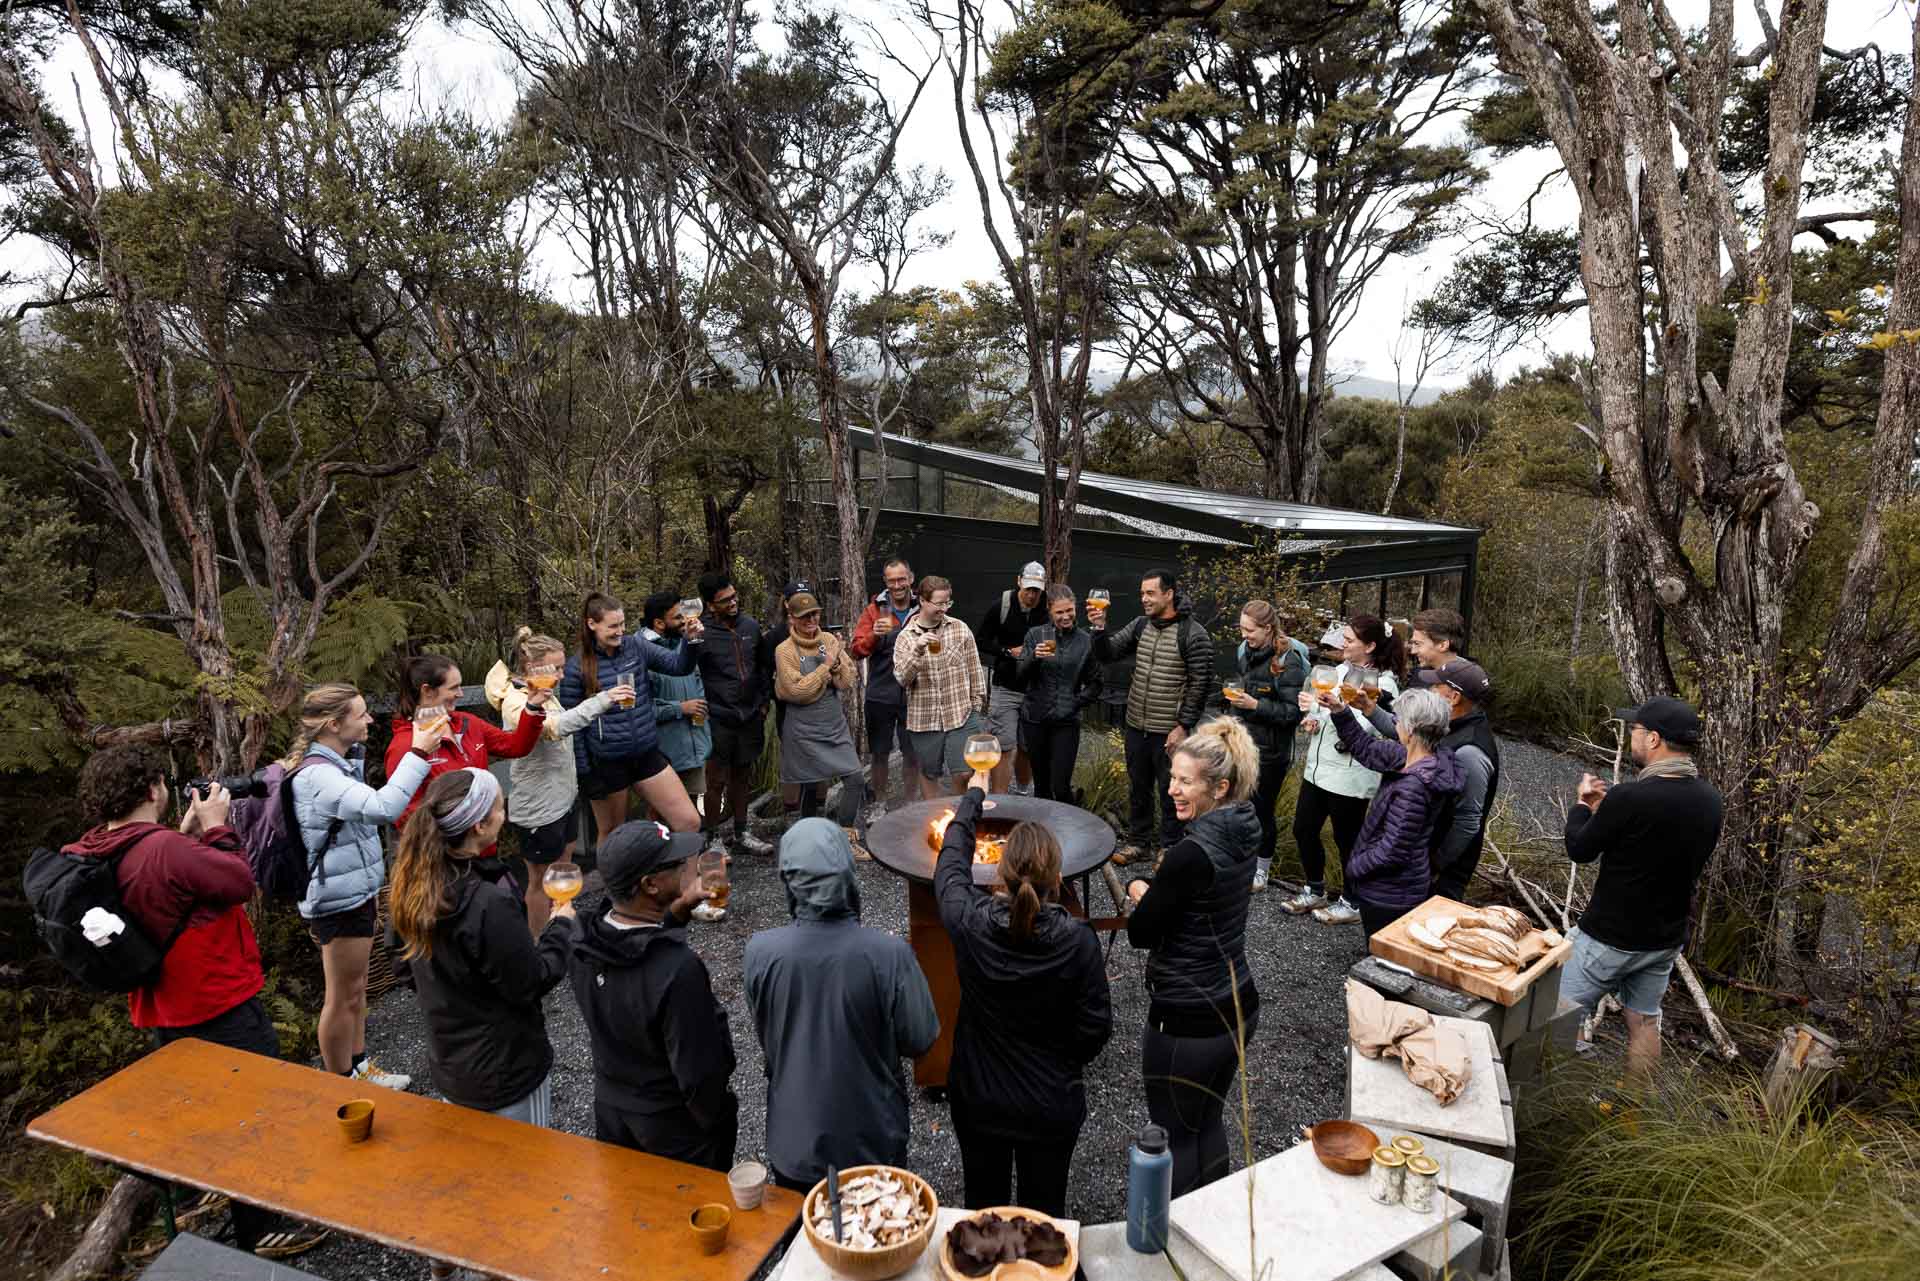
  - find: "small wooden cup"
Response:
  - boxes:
[690,1203,731,1256]
[336,1099,375,1143]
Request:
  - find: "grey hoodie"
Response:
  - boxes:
[742,819,940,1184]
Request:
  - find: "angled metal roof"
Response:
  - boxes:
[845,427,1478,545]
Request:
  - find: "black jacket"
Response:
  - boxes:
[1429,711,1501,900]
[1232,642,1307,761]
[1014,625,1102,724]
[697,612,769,726]
[400,869,572,1111]
[569,903,738,1131]
[978,591,1050,690]
[1566,773,1723,952]
[934,790,1113,1137]
[1127,801,1261,1036]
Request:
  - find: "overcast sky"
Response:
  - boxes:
[29,1,1916,391]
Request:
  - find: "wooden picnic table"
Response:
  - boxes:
[27,1039,800,1281]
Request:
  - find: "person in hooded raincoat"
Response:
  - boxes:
[742,819,940,1191]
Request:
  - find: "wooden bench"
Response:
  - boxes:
[30,1039,799,1281]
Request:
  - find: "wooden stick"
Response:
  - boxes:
[1675,952,1741,1060]
[1485,835,1556,930]
[51,1173,155,1281]
[1694,964,1812,1007]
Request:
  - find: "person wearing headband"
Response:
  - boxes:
[388,767,576,1277]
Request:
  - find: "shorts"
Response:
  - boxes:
[984,687,1026,754]
[514,813,573,864]
[708,717,767,769]
[1560,928,1680,1018]
[908,712,986,781]
[678,764,707,799]
[866,699,912,761]
[581,748,673,800]
[306,897,379,947]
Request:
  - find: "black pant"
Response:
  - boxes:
[951,1107,1078,1219]
[1123,723,1181,849]
[1292,780,1369,892]
[1252,753,1289,865]
[1353,898,1406,938]
[1142,1011,1259,1198]
[595,1096,737,1173]
[151,996,278,1249]
[1025,719,1081,802]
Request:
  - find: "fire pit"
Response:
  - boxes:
[866,795,1117,1089]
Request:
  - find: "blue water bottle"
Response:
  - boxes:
[1126,1123,1172,1253]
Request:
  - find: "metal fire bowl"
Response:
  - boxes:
[864,795,1117,888]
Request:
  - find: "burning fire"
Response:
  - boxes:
[927,809,1006,864]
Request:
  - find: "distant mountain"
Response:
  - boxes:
[1327,373,1448,406]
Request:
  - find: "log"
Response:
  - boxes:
[1762,1024,1841,1115]
[1674,953,1740,1061]
[51,1173,156,1281]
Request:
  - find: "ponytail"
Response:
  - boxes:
[1351,613,1408,683]
[389,770,490,960]
[577,592,622,696]
[1175,715,1261,805]
[281,682,360,768]
[1001,821,1063,946]
[399,654,457,718]
[513,625,566,675]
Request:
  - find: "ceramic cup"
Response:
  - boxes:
[727,1161,768,1211]
[690,1203,731,1255]
[336,1099,375,1143]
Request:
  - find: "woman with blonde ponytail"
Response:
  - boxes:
[484,626,619,933]
[1124,715,1263,1197]
[284,682,440,1088]
[931,768,1112,1217]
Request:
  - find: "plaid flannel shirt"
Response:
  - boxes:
[892,615,985,733]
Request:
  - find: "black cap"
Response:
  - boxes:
[1615,695,1702,745]
[782,579,813,599]
[1418,659,1492,705]
[1136,1124,1168,1154]
[598,820,705,898]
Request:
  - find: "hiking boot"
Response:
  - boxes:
[1111,843,1145,867]
[350,1057,412,1091]
[1282,887,1329,915]
[1251,868,1268,893]
[691,902,727,923]
[844,827,874,861]
[251,1222,331,1260]
[733,829,775,856]
[1313,897,1361,925]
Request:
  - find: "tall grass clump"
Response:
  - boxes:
[1514,1068,1920,1281]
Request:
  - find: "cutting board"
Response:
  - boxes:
[1368,895,1572,1006]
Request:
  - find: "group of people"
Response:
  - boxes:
[57,557,1725,1261]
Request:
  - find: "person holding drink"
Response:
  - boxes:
[1220,601,1310,892]
[892,575,989,796]
[568,820,739,1170]
[773,588,862,819]
[850,558,921,816]
[388,654,548,835]
[976,561,1050,795]
[640,593,715,834]
[1016,585,1103,803]
[484,628,621,934]
[694,570,775,858]
[559,591,705,849]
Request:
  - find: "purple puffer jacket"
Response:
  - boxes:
[1333,709,1464,909]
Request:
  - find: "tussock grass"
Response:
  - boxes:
[1515,1068,1920,1281]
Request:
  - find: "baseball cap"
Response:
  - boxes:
[786,590,821,617]
[1615,695,1702,745]
[782,579,812,599]
[1018,561,1046,590]
[599,820,705,898]
[1418,659,1493,705]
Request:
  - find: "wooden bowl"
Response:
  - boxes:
[802,1165,939,1281]
[938,1207,1077,1281]
[1305,1119,1380,1176]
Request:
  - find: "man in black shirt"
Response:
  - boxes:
[1563,696,1724,1076]
[977,561,1050,794]
[569,821,738,1170]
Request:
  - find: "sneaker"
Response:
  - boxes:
[251,1222,331,1260]
[1251,869,1268,893]
[1282,887,1330,915]
[1009,781,1034,797]
[734,829,775,856]
[1111,843,1144,867]
[350,1057,411,1091]
[691,902,727,923]
[1313,897,1361,925]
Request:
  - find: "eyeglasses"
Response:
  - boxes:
[710,592,737,606]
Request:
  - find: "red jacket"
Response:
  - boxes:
[386,707,546,827]
[61,821,262,1029]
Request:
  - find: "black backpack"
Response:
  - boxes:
[22,838,186,992]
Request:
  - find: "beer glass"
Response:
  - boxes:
[927,626,945,656]
[1036,625,1057,659]
[1222,679,1244,704]
[526,662,560,693]
[542,863,583,905]
[613,672,637,706]
[696,851,729,909]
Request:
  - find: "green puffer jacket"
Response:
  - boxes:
[1092,596,1215,734]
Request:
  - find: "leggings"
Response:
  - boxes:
[1252,753,1289,868]
[1142,1010,1260,1198]
[952,1103,1078,1219]
[1292,779,1369,892]
[1024,720,1081,802]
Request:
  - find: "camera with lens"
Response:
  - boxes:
[182,772,272,801]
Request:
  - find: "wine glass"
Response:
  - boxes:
[1222,679,1244,707]
[696,851,729,909]
[964,733,1002,809]
[1339,666,1367,706]
[526,662,560,693]
[1358,667,1382,708]
[413,703,450,736]
[1087,589,1111,628]
[542,863,583,905]
[1310,664,1341,705]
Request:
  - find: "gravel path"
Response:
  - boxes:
[296,835,1364,1280]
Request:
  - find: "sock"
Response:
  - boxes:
[351,1051,367,1072]
[1257,857,1273,876]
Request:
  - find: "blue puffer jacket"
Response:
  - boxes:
[1333,709,1463,910]
[291,742,432,919]
[559,633,700,774]
[643,629,713,773]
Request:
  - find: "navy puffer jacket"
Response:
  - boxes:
[559,633,699,774]
[1333,709,1463,910]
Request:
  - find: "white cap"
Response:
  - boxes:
[1018,561,1046,589]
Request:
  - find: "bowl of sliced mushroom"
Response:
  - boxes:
[802,1165,939,1280]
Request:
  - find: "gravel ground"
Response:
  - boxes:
[1491,734,1588,839]
[291,830,1366,1280]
